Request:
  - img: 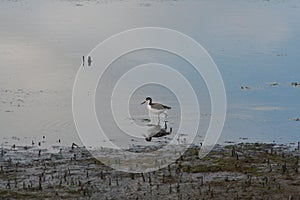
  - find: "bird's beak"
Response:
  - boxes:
[141,101,146,105]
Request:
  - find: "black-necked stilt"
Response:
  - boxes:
[141,97,171,122]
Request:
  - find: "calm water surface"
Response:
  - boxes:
[0,0,300,148]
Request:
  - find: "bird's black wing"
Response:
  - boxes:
[151,103,171,110]
[162,105,171,109]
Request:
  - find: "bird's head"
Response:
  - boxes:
[141,97,152,105]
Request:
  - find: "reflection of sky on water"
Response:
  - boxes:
[95,50,210,147]
[0,0,300,146]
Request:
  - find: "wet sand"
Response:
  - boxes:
[1,143,299,199]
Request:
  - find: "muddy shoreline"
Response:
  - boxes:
[0,143,299,199]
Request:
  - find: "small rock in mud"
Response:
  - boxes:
[268,82,279,86]
[290,118,300,121]
[241,86,251,90]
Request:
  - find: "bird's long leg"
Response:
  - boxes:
[164,112,168,122]
[158,114,161,125]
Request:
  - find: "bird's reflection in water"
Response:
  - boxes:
[145,121,172,142]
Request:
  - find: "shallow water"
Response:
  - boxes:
[0,0,300,149]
